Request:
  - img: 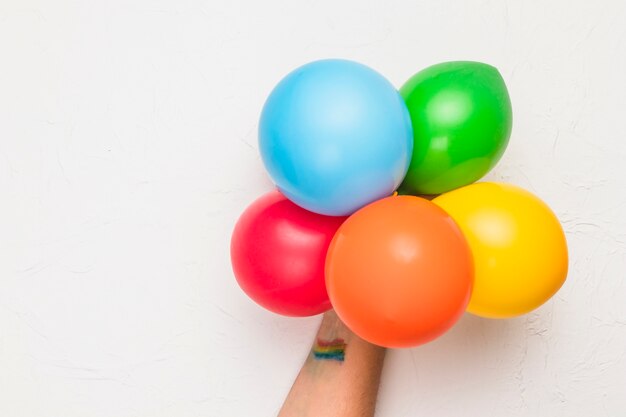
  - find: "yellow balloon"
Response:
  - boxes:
[433,182,568,318]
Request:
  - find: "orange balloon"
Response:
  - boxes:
[325,195,473,348]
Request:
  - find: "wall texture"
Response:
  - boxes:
[1,0,625,416]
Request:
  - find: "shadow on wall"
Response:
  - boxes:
[381,311,532,399]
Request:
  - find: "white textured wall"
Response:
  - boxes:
[1,1,625,416]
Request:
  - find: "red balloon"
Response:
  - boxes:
[231,191,346,316]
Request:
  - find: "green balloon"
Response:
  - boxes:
[398,61,512,195]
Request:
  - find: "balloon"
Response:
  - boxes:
[399,61,512,195]
[231,191,346,316]
[433,182,568,318]
[259,59,413,216]
[325,196,473,348]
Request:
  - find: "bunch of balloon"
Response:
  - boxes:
[230,59,568,348]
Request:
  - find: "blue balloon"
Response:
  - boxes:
[259,59,413,216]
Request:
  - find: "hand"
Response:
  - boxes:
[278,310,386,417]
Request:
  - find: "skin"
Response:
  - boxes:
[278,311,386,417]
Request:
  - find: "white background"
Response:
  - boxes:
[1,0,625,416]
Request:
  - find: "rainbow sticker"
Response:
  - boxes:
[313,338,347,362]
